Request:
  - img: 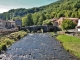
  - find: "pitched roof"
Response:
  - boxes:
[64,18,79,20]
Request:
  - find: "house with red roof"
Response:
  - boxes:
[51,17,79,27]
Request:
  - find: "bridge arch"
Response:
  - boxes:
[49,27,54,32]
[23,25,60,33]
[37,28,42,30]
[48,26,58,32]
[36,27,44,33]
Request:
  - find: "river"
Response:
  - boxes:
[0,33,77,60]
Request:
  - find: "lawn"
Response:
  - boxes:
[56,35,80,58]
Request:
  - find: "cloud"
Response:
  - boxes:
[0,8,9,13]
[0,0,57,13]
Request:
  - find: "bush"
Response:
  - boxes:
[0,45,2,50]
[17,35,21,39]
[2,45,6,51]
[1,44,7,51]
[4,39,15,46]
[7,31,27,40]
[0,31,27,51]
[61,19,76,30]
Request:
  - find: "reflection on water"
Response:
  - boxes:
[1,33,77,60]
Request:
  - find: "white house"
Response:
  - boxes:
[77,19,80,31]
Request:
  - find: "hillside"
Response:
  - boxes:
[0,0,80,26]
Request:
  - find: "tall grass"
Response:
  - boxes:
[8,31,27,41]
[57,35,80,58]
[0,31,27,51]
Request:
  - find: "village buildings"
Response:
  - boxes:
[0,17,80,32]
[51,17,79,27]
[51,17,80,32]
[0,19,22,30]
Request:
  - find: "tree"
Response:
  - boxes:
[22,16,27,26]
[61,19,76,30]
[22,14,33,26]
[43,19,53,25]
[32,13,40,25]
[0,0,80,21]
[37,13,46,25]
[13,16,22,20]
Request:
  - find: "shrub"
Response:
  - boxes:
[17,35,21,39]
[4,38,15,46]
[0,45,2,50]
[0,31,27,51]
[61,19,76,30]
[1,43,7,51]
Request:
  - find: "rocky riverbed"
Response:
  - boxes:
[0,33,78,60]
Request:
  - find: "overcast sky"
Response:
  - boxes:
[0,0,57,13]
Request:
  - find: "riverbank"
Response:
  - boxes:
[0,31,27,53]
[56,34,80,59]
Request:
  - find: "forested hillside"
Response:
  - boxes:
[0,0,80,26]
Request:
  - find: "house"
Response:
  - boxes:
[51,17,79,27]
[50,18,58,26]
[0,19,22,29]
[0,20,16,29]
[15,19,22,29]
[77,19,80,32]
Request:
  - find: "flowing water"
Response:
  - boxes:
[0,33,77,60]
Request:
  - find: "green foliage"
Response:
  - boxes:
[43,19,53,25]
[22,14,33,26]
[0,0,80,25]
[32,13,39,25]
[13,16,22,21]
[37,13,46,25]
[0,37,15,51]
[61,19,76,30]
[57,35,80,58]
[22,16,28,26]
[0,31,27,51]
[4,39,15,46]
[1,43,7,51]
[8,31,27,41]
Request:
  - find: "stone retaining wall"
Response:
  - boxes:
[0,28,18,35]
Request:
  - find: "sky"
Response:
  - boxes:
[0,0,57,13]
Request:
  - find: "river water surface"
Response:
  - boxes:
[1,33,77,60]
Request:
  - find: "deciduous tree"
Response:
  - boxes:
[61,19,76,30]
[43,19,53,25]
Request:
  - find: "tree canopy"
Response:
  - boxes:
[0,0,80,27]
[43,19,53,25]
[22,14,33,26]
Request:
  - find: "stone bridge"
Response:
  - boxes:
[22,25,60,32]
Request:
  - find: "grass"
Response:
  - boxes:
[56,34,80,58]
[0,31,27,52]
